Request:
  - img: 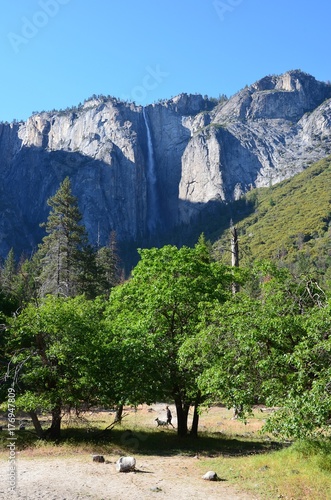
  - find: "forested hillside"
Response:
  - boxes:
[211,155,331,282]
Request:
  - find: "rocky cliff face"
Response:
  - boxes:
[1,70,331,259]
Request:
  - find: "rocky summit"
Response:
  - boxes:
[1,70,331,259]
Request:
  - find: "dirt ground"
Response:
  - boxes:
[0,404,261,499]
[0,454,255,500]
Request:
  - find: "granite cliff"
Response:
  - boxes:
[1,70,331,260]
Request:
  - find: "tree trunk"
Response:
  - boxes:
[190,392,201,438]
[231,225,240,294]
[46,405,62,440]
[174,397,190,437]
[114,404,123,424]
[29,410,45,439]
[232,404,243,419]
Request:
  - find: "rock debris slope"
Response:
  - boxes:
[0,70,330,258]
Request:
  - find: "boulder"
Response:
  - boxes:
[116,456,136,472]
[202,470,218,481]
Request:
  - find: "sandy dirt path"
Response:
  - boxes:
[0,454,256,500]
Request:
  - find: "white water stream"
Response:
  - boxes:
[143,107,159,232]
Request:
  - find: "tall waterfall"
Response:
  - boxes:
[143,107,159,232]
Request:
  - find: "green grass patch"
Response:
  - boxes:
[197,440,331,499]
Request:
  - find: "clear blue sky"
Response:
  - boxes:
[1,0,330,122]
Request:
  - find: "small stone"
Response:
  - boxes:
[150,486,162,492]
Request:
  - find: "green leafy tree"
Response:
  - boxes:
[5,295,107,440]
[104,239,234,436]
[36,177,87,298]
[183,294,264,417]
[263,301,331,438]
[193,261,331,437]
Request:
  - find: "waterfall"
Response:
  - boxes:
[143,107,159,232]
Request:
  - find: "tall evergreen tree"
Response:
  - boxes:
[95,231,122,295]
[1,248,16,295]
[0,249,20,314]
[36,177,87,298]
[15,253,42,306]
[77,244,99,299]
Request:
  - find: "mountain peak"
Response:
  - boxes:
[212,70,331,123]
[251,69,330,95]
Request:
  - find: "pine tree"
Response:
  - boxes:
[15,253,41,306]
[77,244,99,299]
[1,248,16,295]
[36,177,87,298]
[95,231,122,295]
[0,248,19,314]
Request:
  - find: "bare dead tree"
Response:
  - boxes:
[230,222,240,294]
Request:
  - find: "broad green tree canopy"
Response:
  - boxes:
[6,295,107,439]
[104,239,235,435]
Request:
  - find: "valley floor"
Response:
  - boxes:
[0,454,255,500]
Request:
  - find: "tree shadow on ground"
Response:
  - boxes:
[59,427,287,458]
[0,419,288,458]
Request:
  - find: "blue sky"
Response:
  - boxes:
[1,0,330,122]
